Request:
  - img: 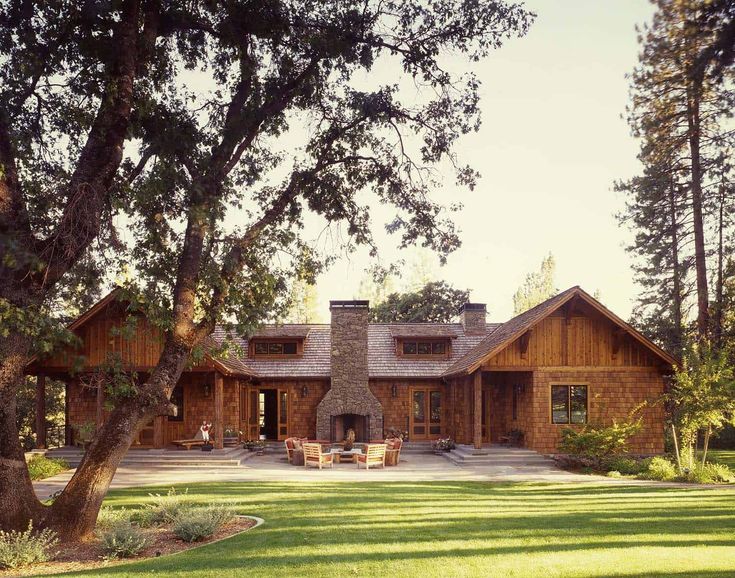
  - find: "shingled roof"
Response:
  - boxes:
[441,286,678,377]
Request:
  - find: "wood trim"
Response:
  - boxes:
[214,373,224,449]
[36,374,46,449]
[463,287,678,376]
[479,365,665,373]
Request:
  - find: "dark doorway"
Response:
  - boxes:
[331,414,369,442]
[260,389,278,440]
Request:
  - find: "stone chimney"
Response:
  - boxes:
[459,303,487,335]
[316,301,383,441]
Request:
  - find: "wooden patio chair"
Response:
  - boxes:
[303,442,334,469]
[356,443,387,469]
[284,437,296,463]
[385,438,402,466]
[171,429,206,450]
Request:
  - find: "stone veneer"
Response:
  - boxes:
[459,302,487,335]
[316,301,384,440]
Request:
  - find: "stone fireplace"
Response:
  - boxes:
[316,300,384,441]
[331,413,370,443]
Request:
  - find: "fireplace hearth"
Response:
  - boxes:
[331,414,370,443]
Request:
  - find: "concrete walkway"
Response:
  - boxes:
[33,449,676,501]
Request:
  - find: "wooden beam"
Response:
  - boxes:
[35,374,46,449]
[473,370,482,450]
[153,416,166,449]
[64,381,71,446]
[612,328,625,360]
[519,330,532,360]
[214,373,224,450]
[95,378,105,429]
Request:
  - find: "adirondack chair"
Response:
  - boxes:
[385,438,402,466]
[303,442,334,469]
[356,443,387,469]
[171,429,206,450]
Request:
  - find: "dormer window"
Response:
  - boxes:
[251,340,300,357]
[399,339,449,357]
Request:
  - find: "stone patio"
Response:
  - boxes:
[33,444,673,501]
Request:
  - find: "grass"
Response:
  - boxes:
[57,482,735,578]
[26,455,68,481]
[709,450,735,470]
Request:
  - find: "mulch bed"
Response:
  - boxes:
[1,517,257,577]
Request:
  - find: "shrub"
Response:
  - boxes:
[606,470,622,478]
[145,487,190,525]
[172,505,235,543]
[558,417,642,462]
[603,456,648,475]
[96,507,131,529]
[98,521,150,559]
[0,522,58,569]
[643,456,678,481]
[684,462,735,484]
[26,456,69,481]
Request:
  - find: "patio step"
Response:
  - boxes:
[445,445,555,467]
[46,446,254,468]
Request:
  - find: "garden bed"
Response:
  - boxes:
[0,516,257,577]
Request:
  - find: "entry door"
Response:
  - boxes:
[410,387,442,440]
[244,386,259,441]
[277,388,289,440]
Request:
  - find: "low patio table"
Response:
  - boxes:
[331,448,363,464]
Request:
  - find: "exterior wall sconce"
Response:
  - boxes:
[301,385,309,398]
[203,383,211,398]
[391,384,398,398]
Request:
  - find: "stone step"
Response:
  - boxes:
[445,445,555,467]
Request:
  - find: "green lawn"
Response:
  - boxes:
[60,482,735,578]
[710,450,735,470]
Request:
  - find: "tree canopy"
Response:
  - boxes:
[512,253,556,315]
[370,281,470,323]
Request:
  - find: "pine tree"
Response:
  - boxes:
[512,253,556,315]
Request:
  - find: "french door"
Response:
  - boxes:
[409,387,442,440]
[241,386,289,441]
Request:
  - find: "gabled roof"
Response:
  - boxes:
[388,325,459,339]
[441,286,678,377]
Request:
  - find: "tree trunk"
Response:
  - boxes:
[0,334,47,531]
[713,186,725,348]
[668,176,684,354]
[686,86,710,342]
[701,426,711,466]
[671,423,682,473]
[42,339,189,541]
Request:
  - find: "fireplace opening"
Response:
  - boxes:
[331,414,370,443]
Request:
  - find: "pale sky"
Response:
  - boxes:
[310,0,656,323]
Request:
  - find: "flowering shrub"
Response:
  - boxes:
[432,437,456,452]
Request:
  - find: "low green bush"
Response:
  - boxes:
[98,521,150,559]
[96,507,132,529]
[602,456,648,475]
[684,462,735,484]
[606,470,622,478]
[171,505,235,543]
[26,456,69,481]
[0,522,58,569]
[557,416,642,461]
[145,487,190,525]
[642,456,678,481]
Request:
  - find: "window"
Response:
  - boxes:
[401,339,448,356]
[551,385,588,424]
[252,340,299,357]
[169,386,184,422]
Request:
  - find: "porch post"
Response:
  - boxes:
[95,377,105,429]
[214,373,224,449]
[153,416,165,449]
[64,380,72,446]
[473,370,482,450]
[35,374,46,449]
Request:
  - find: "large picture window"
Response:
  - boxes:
[551,385,587,424]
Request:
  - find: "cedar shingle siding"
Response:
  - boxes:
[33,287,673,454]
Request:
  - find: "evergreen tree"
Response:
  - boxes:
[512,253,556,315]
[370,281,470,323]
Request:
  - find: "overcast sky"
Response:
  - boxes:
[307,0,656,323]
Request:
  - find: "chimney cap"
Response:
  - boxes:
[459,302,486,314]
[330,300,369,309]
